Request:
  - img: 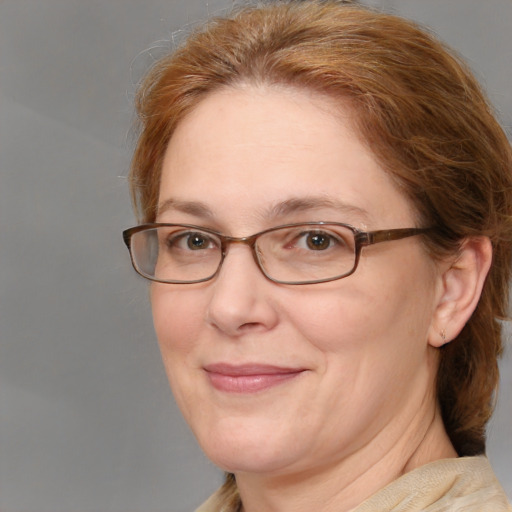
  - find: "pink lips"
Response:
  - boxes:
[204,363,305,393]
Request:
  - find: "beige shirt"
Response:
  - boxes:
[196,456,511,512]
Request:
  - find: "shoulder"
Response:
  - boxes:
[195,457,511,512]
[355,456,511,512]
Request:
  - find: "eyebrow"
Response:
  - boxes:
[156,195,371,223]
[157,198,214,219]
[265,196,371,223]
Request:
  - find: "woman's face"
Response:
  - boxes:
[151,86,442,476]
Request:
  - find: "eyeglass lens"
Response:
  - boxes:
[129,224,358,284]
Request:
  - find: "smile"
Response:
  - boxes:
[203,363,306,393]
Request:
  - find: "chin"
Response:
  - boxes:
[192,418,304,474]
[203,445,297,475]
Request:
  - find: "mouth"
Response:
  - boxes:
[203,363,306,393]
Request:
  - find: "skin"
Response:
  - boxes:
[151,85,463,512]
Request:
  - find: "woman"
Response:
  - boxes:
[123,1,512,510]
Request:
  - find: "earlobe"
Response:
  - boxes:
[428,237,492,348]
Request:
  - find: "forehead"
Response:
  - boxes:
[158,86,415,231]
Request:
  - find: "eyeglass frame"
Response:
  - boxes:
[122,221,432,286]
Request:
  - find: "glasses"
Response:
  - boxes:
[123,222,431,285]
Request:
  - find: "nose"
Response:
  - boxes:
[205,244,279,337]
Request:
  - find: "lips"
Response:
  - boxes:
[203,363,306,393]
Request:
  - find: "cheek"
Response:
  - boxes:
[285,261,435,368]
[150,285,209,417]
[285,272,436,428]
[284,284,388,354]
[151,285,206,356]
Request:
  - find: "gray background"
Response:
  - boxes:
[1,1,510,511]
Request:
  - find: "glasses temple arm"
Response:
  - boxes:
[360,227,432,246]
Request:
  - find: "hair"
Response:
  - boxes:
[129,0,512,459]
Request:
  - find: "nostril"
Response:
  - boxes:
[237,322,266,334]
[240,322,260,329]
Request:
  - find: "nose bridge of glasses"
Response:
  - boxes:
[220,234,264,272]
[222,233,259,250]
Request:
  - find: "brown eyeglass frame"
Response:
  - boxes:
[122,222,432,285]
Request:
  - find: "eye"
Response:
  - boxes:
[304,232,331,250]
[295,230,340,251]
[166,230,218,251]
[186,232,211,250]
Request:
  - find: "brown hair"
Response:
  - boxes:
[129,0,512,457]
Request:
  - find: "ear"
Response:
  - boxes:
[428,236,492,348]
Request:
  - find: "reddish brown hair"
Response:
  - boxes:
[129,0,512,456]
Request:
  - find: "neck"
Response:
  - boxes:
[236,399,456,512]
